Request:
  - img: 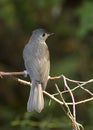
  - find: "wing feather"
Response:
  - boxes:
[23,42,50,89]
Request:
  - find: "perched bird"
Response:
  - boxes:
[23,28,53,113]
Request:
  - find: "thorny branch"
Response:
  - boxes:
[0,71,93,130]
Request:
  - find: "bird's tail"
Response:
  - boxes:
[27,81,44,113]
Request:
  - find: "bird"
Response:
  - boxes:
[23,28,53,113]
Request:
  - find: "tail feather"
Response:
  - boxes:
[27,81,44,113]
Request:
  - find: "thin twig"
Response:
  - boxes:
[55,84,83,130]
[1,71,93,106]
[11,76,93,106]
[52,79,93,97]
[62,75,78,130]
[0,71,24,76]
[77,83,93,96]
[55,84,74,119]
[1,70,93,130]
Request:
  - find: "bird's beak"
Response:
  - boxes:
[48,33,54,37]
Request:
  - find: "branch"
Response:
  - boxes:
[0,70,93,130]
[0,71,24,77]
[62,75,78,130]
[0,71,93,106]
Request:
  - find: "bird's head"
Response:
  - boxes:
[32,28,54,42]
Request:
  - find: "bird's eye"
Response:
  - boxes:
[42,33,46,37]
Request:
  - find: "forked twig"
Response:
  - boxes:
[0,70,93,130]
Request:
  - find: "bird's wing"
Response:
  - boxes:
[23,42,50,89]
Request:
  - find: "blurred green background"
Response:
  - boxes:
[0,0,93,129]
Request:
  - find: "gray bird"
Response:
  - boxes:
[23,28,53,113]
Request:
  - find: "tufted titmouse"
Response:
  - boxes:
[23,28,53,112]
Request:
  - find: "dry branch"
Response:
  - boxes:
[0,70,93,130]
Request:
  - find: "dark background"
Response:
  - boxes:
[0,0,93,129]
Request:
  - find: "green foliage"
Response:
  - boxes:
[51,55,79,77]
[11,105,71,130]
[0,0,17,27]
[76,1,93,37]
